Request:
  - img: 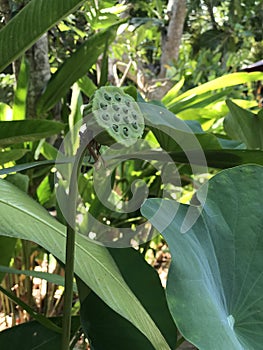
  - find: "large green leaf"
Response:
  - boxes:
[224,99,263,150]
[0,120,64,147]
[0,316,80,350]
[142,165,263,350]
[107,147,263,169]
[0,179,170,350]
[0,0,85,72]
[141,102,222,152]
[136,102,263,169]
[36,24,119,114]
[79,248,177,350]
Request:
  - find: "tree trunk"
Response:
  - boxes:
[0,0,11,23]
[159,0,187,78]
[26,33,51,118]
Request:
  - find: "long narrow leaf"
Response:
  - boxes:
[0,265,77,292]
[0,149,29,165]
[0,0,85,72]
[0,285,62,333]
[0,120,64,147]
[165,72,263,108]
[0,180,170,350]
[36,24,120,114]
[12,57,29,120]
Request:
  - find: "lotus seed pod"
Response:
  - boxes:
[82,86,144,147]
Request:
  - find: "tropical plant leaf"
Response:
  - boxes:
[163,72,263,109]
[141,102,222,153]
[141,164,263,350]
[79,248,177,350]
[0,149,29,165]
[167,149,263,168]
[224,99,263,150]
[0,285,62,333]
[0,158,73,176]
[0,120,64,147]
[0,265,77,293]
[12,56,28,120]
[0,0,85,72]
[0,160,54,175]
[0,316,80,350]
[167,89,231,115]
[77,75,97,97]
[105,147,263,169]
[36,24,119,115]
[0,179,170,350]
[162,77,185,105]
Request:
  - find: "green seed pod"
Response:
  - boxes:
[82,86,144,147]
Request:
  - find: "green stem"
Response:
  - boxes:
[61,143,86,350]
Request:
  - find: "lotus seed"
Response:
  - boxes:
[100,102,108,110]
[112,124,119,132]
[115,94,121,102]
[104,93,111,101]
[123,127,129,137]
[102,114,110,121]
[123,115,129,123]
[113,114,121,122]
[132,121,138,129]
[113,105,120,111]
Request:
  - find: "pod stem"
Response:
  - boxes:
[61,142,87,350]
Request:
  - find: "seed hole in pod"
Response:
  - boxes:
[115,94,121,102]
[132,112,137,119]
[123,126,129,137]
[123,115,129,123]
[102,114,110,121]
[100,102,108,110]
[112,124,119,133]
[113,114,121,122]
[112,104,120,111]
[132,121,138,129]
[125,100,131,107]
[104,93,111,101]
[122,107,129,114]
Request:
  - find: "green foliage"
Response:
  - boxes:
[36,24,120,115]
[0,316,80,350]
[0,120,64,146]
[0,0,263,349]
[0,0,86,71]
[79,248,177,350]
[0,179,171,350]
[142,165,263,350]
[224,99,263,149]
